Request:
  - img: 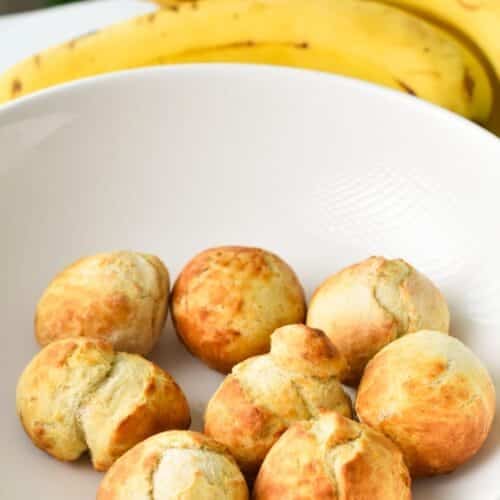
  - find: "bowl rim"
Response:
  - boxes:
[0,63,498,146]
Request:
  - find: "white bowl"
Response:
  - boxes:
[1,65,499,499]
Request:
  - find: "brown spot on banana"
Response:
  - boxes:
[11,79,22,96]
[218,40,256,48]
[162,0,198,7]
[395,79,417,96]
[295,42,309,49]
[147,13,157,22]
[463,68,475,99]
[33,54,41,67]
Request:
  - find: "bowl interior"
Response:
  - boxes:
[1,65,499,499]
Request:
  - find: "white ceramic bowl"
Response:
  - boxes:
[1,65,499,499]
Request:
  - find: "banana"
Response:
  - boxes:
[368,0,500,80]
[364,0,500,134]
[0,0,492,124]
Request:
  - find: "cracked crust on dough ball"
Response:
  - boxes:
[356,330,496,476]
[171,246,306,373]
[254,411,411,500]
[307,256,450,384]
[35,251,170,355]
[16,338,190,470]
[204,324,352,476]
[97,431,249,500]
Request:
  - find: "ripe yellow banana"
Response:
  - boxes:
[365,0,500,134]
[371,0,500,79]
[0,0,492,125]
[154,0,500,78]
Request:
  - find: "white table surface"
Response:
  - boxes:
[0,0,155,73]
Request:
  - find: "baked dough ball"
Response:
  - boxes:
[16,338,190,471]
[171,246,306,372]
[356,330,496,476]
[35,251,169,355]
[204,324,352,476]
[97,431,249,500]
[307,256,450,384]
[254,411,411,500]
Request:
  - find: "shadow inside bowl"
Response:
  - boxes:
[149,316,224,431]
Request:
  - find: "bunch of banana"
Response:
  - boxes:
[0,0,498,133]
